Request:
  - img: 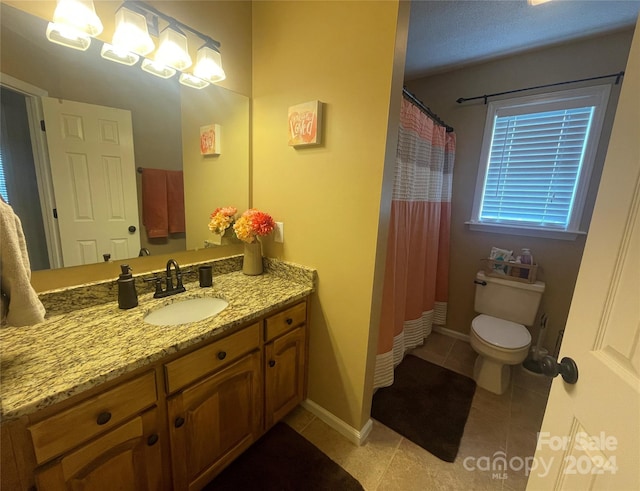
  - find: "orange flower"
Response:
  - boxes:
[233,208,276,243]
[208,206,237,235]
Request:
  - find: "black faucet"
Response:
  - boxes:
[144,259,186,298]
[165,259,185,293]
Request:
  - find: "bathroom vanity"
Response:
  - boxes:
[0,257,315,490]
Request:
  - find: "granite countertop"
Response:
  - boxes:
[0,261,315,422]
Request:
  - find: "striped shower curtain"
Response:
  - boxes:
[374,97,456,389]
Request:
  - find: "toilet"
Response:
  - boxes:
[470,271,545,395]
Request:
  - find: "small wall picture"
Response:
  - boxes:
[200,124,221,155]
[288,100,323,147]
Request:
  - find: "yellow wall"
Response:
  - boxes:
[405,28,635,354]
[252,1,408,430]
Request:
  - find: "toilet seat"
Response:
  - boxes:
[472,314,531,350]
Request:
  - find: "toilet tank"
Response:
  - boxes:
[474,271,545,326]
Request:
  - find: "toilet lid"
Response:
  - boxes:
[472,314,531,349]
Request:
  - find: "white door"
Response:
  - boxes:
[527,19,640,491]
[42,97,140,267]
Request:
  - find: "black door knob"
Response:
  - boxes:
[175,416,185,428]
[147,434,159,446]
[128,225,137,233]
[540,356,579,384]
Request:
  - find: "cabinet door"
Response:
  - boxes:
[265,326,307,429]
[35,408,163,491]
[167,351,262,491]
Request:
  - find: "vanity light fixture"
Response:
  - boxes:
[154,24,192,71]
[110,5,155,56]
[100,44,140,66]
[141,58,177,79]
[193,45,226,84]
[179,73,210,90]
[51,0,103,36]
[46,0,226,89]
[46,22,92,51]
[46,0,103,51]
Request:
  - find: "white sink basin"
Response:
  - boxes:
[144,297,229,326]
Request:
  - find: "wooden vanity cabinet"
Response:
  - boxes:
[34,407,163,491]
[26,370,164,491]
[165,324,262,490]
[264,302,308,430]
[0,298,310,491]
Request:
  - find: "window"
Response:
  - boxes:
[468,85,611,239]
[0,144,8,203]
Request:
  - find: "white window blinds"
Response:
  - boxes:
[480,107,594,228]
[0,144,9,203]
[469,85,611,239]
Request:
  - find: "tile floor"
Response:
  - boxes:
[284,331,551,491]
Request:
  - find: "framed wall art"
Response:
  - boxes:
[200,124,221,155]
[288,100,323,147]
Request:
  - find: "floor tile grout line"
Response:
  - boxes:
[372,435,406,491]
[442,337,457,361]
[296,413,317,436]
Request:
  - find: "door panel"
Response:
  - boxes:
[528,18,640,490]
[42,97,140,267]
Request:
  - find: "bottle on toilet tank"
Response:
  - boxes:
[518,248,533,279]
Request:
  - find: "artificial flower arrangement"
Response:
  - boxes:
[208,206,237,235]
[208,206,276,243]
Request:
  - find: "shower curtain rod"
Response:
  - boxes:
[402,87,454,133]
[456,71,625,105]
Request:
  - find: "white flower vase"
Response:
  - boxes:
[210,227,235,246]
[242,239,263,275]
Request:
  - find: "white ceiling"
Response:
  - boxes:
[405,0,640,80]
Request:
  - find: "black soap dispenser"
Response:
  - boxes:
[118,264,138,309]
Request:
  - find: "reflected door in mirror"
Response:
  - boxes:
[42,98,141,267]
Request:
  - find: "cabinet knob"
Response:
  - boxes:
[175,416,185,428]
[147,433,159,446]
[286,318,293,325]
[96,412,112,425]
[268,360,276,368]
[217,351,227,360]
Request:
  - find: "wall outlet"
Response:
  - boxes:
[274,222,284,243]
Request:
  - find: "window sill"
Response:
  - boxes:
[465,221,587,241]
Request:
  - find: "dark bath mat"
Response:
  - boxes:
[203,422,364,491]
[371,354,476,462]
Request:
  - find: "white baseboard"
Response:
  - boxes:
[433,325,470,342]
[300,399,373,446]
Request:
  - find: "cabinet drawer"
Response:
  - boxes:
[29,371,157,465]
[165,323,260,394]
[265,302,307,342]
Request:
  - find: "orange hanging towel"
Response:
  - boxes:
[141,168,186,238]
[167,170,185,234]
[141,168,169,238]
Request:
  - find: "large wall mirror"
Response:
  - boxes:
[0,3,249,272]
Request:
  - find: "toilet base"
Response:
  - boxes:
[473,355,512,395]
